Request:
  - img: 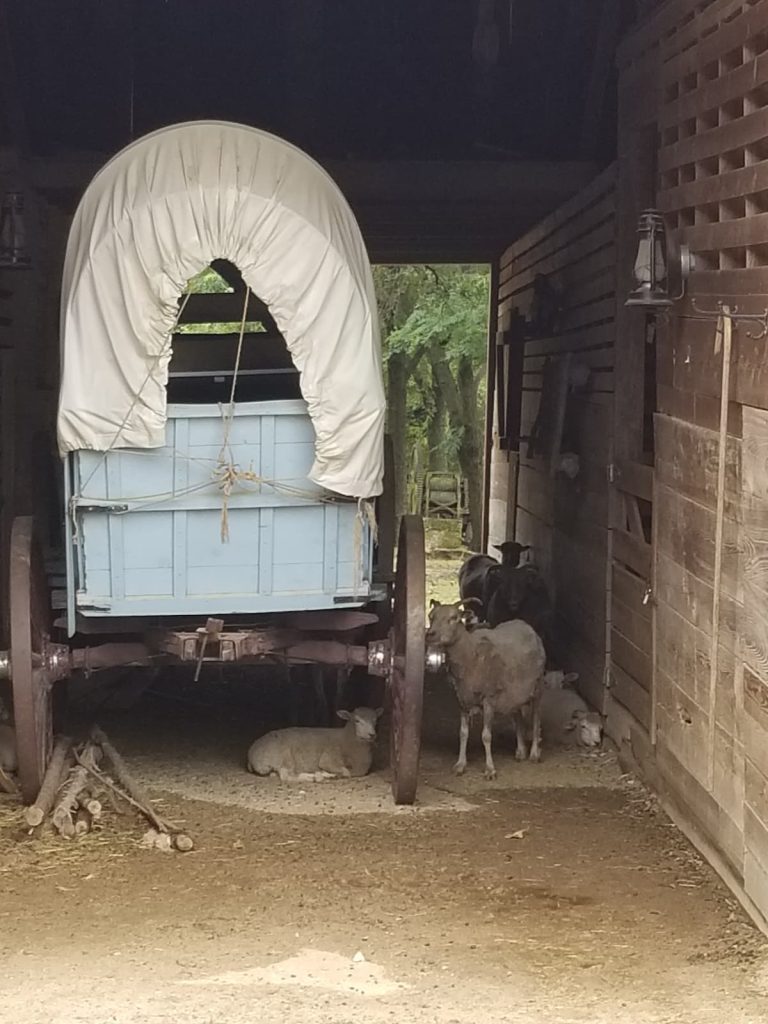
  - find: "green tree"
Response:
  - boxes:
[374,264,489,543]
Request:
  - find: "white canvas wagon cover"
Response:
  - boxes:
[57,121,385,498]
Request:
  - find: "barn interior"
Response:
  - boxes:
[3,3,768,1022]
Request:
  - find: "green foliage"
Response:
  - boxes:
[184,266,232,294]
[373,263,489,472]
[175,321,266,335]
[384,265,489,364]
[177,265,265,334]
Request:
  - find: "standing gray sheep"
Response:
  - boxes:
[426,601,545,780]
[247,707,382,782]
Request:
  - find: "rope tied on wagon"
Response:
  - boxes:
[215,288,252,542]
[352,498,378,599]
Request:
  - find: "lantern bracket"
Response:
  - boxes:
[685,300,768,341]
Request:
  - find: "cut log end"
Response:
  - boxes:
[174,833,194,853]
[24,805,45,828]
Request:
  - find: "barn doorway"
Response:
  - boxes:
[374,263,491,555]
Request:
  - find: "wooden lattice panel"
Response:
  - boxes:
[651,2,768,290]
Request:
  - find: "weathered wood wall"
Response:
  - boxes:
[618,0,768,924]
[489,0,768,929]
[488,166,617,710]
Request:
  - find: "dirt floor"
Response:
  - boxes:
[1,555,767,1022]
[2,657,768,1024]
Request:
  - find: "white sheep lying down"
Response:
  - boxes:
[537,671,603,748]
[247,707,383,783]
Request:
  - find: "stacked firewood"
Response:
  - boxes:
[24,726,194,852]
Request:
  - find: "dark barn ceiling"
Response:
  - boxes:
[2,0,634,164]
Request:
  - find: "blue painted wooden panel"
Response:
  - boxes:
[68,400,375,621]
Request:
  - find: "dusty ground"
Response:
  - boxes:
[2,672,768,1024]
[1,555,767,1022]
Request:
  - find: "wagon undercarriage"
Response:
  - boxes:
[3,514,437,808]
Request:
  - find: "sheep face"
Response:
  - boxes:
[568,709,603,748]
[337,706,383,742]
[426,602,465,646]
[543,670,579,690]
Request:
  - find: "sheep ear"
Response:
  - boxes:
[563,672,579,686]
[375,707,384,719]
[337,710,351,721]
[429,598,439,609]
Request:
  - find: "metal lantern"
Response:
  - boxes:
[626,208,692,308]
[626,210,672,306]
[0,191,31,269]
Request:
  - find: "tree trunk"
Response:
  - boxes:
[429,346,484,547]
[427,372,448,471]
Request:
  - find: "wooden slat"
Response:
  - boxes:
[660,107,768,173]
[655,481,740,598]
[524,347,614,372]
[500,164,617,268]
[654,414,741,514]
[613,527,652,578]
[503,259,616,312]
[660,160,768,214]
[610,661,651,731]
[503,239,616,306]
[615,459,653,501]
[501,193,616,284]
[661,3,768,86]
[683,270,768,296]
[612,593,652,651]
[680,212,768,253]
[612,627,652,692]
[619,0,748,68]
[523,321,615,358]
[613,563,652,622]
[500,224,616,299]
[661,50,768,130]
[655,549,741,656]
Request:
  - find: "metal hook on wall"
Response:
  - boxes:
[687,298,768,341]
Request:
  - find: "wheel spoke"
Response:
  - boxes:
[10,517,53,802]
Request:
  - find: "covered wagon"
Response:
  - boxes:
[4,122,428,805]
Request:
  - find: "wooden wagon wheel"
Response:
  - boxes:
[389,514,425,806]
[10,516,58,802]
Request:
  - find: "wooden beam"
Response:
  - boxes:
[0,1,31,165]
[579,0,624,160]
[481,259,500,552]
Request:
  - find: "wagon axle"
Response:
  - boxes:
[0,636,445,680]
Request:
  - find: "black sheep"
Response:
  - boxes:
[486,563,554,665]
[458,542,530,622]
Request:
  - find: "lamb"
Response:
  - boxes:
[426,600,545,780]
[485,563,554,668]
[533,671,603,748]
[247,707,382,782]
[0,723,17,773]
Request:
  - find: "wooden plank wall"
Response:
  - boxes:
[618,0,768,924]
[489,166,617,710]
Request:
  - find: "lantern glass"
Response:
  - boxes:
[626,209,673,307]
